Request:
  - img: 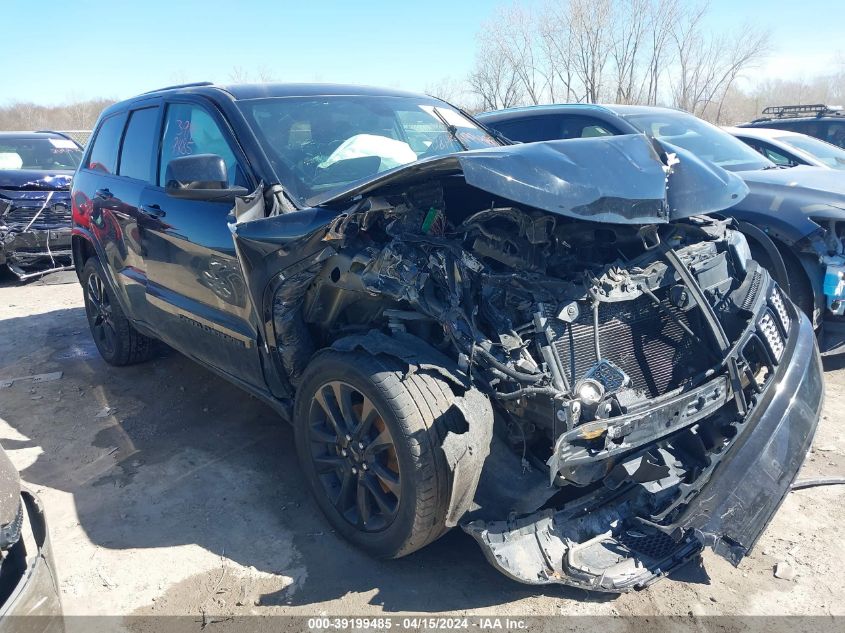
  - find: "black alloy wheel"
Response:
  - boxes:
[307,380,401,532]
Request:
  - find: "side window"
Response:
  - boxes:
[118,107,160,182]
[823,123,845,148]
[158,103,245,187]
[87,113,127,174]
[760,143,795,166]
[741,138,767,157]
[560,116,618,138]
[493,116,564,143]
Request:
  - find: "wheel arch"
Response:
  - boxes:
[71,232,97,280]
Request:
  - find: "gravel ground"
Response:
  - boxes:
[1,271,844,619]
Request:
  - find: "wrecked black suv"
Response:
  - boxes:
[71,83,823,591]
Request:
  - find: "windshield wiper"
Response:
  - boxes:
[430,107,468,151]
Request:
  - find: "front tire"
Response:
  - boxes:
[294,349,458,559]
[82,258,153,366]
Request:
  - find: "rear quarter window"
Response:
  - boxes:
[87,113,127,174]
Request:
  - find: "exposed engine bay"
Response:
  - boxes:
[297,180,778,469]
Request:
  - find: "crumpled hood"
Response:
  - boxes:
[0,169,74,191]
[312,134,748,225]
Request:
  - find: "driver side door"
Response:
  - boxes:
[138,100,264,388]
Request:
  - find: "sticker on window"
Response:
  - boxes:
[49,138,79,149]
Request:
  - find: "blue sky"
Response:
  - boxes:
[1,0,841,105]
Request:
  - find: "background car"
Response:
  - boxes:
[726,126,845,169]
[0,131,82,280]
[739,104,845,148]
[478,104,845,354]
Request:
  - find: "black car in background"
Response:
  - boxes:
[0,131,82,280]
[740,104,845,148]
[478,104,845,354]
[70,83,822,591]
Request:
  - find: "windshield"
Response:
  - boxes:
[238,96,499,203]
[623,111,773,172]
[0,137,82,170]
[778,134,845,170]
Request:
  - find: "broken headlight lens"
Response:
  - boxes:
[770,286,791,334]
[758,311,785,361]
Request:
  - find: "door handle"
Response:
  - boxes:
[140,204,166,219]
[94,188,113,200]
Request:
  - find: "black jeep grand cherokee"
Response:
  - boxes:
[71,82,823,591]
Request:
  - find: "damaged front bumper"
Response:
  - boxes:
[0,228,72,279]
[464,310,822,591]
[0,188,73,280]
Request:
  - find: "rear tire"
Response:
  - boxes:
[294,349,458,559]
[82,258,154,366]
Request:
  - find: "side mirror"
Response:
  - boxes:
[165,154,247,201]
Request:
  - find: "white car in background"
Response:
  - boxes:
[726,126,845,170]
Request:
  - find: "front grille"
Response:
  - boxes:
[546,291,704,398]
[758,311,785,361]
[770,287,791,334]
[619,529,679,561]
[2,199,72,229]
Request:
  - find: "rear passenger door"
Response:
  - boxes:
[82,105,162,323]
[137,99,264,387]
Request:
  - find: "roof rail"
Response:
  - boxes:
[759,104,843,119]
[140,81,214,95]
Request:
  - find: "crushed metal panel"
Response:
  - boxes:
[311,135,749,224]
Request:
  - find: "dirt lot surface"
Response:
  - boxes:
[1,271,844,619]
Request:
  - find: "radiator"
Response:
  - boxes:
[546,293,702,398]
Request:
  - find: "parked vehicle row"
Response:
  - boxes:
[727,126,845,170]
[69,83,823,591]
[740,103,845,148]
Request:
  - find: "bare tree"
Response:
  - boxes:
[467,44,523,111]
[608,0,649,103]
[424,76,469,108]
[670,2,771,122]
[570,0,613,103]
[538,1,578,102]
[480,4,548,105]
